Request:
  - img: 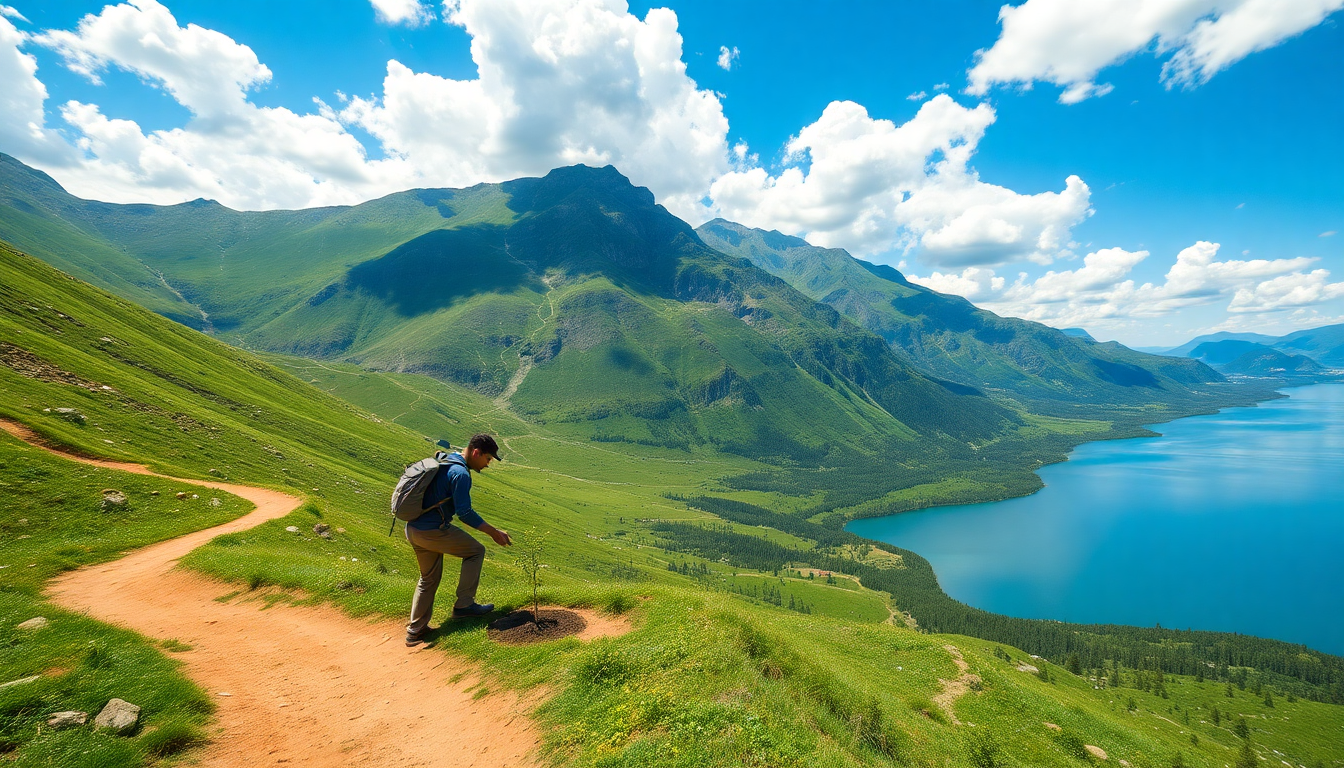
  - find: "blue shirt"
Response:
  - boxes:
[407,454,485,531]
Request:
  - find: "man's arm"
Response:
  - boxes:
[451,467,511,546]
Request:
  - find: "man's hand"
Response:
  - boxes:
[478,523,512,547]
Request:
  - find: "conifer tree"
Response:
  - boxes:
[1234,739,1256,768]
[1233,717,1249,739]
[1067,653,1082,676]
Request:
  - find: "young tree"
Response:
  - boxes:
[515,527,550,628]
[1263,690,1274,708]
[1232,717,1250,739]
[1212,706,1221,726]
[1066,653,1082,676]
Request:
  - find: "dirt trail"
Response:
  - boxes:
[3,419,539,767]
[931,644,981,725]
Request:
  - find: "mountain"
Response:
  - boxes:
[1060,327,1096,341]
[1222,347,1328,377]
[0,154,1020,465]
[1275,323,1344,367]
[1168,324,1344,370]
[1189,339,1276,367]
[1164,331,1279,357]
[694,219,1224,413]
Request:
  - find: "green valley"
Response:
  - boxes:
[2,158,1341,768]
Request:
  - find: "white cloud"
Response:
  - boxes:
[906,90,927,101]
[1,5,27,22]
[933,82,949,90]
[707,95,1092,265]
[923,241,1339,328]
[2,0,731,217]
[1321,230,1337,237]
[342,0,731,220]
[0,13,76,165]
[369,0,434,26]
[717,45,739,71]
[966,0,1344,104]
[1227,270,1344,313]
[906,266,1004,299]
[35,0,272,118]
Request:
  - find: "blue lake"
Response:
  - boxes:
[847,382,1344,655]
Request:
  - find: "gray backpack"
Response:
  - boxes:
[388,452,461,535]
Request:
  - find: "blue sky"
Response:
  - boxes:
[2,0,1341,346]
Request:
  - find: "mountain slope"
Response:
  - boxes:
[696,219,1224,412]
[0,156,1017,463]
[4,242,1341,768]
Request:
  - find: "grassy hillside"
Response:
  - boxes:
[5,245,1342,766]
[695,219,1240,416]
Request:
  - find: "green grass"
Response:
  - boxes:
[3,243,1342,767]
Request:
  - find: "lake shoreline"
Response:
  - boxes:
[846,379,1344,656]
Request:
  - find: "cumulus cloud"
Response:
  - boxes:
[707,95,1092,264]
[342,0,732,220]
[906,90,927,101]
[0,13,75,166]
[1227,270,1344,313]
[369,0,434,26]
[912,240,1340,328]
[2,0,731,217]
[13,0,405,209]
[966,0,1344,104]
[717,45,739,70]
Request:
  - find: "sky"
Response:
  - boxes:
[1,0,1341,347]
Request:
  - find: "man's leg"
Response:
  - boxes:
[406,530,444,638]
[408,525,486,612]
[439,525,486,609]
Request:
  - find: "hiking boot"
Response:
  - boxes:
[451,602,495,618]
[405,631,426,647]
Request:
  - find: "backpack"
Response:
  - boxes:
[388,452,463,535]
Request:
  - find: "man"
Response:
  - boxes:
[405,433,512,647]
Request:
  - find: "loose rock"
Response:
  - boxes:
[285,526,300,533]
[48,711,88,729]
[209,498,222,507]
[17,616,49,630]
[1043,722,1061,731]
[101,490,128,509]
[176,492,187,499]
[93,698,141,734]
[1084,745,1108,760]
[313,523,332,539]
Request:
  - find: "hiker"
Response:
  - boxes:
[404,433,512,646]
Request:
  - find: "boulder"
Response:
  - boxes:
[101,490,128,509]
[16,616,49,630]
[1084,745,1108,760]
[313,523,332,539]
[176,492,187,499]
[48,711,88,729]
[93,699,140,734]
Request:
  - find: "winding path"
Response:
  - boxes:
[2,419,539,767]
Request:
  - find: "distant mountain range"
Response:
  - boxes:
[1,153,1246,466]
[1159,325,1343,378]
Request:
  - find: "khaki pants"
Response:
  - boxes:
[405,523,486,636]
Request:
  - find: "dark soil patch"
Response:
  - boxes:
[487,609,586,645]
